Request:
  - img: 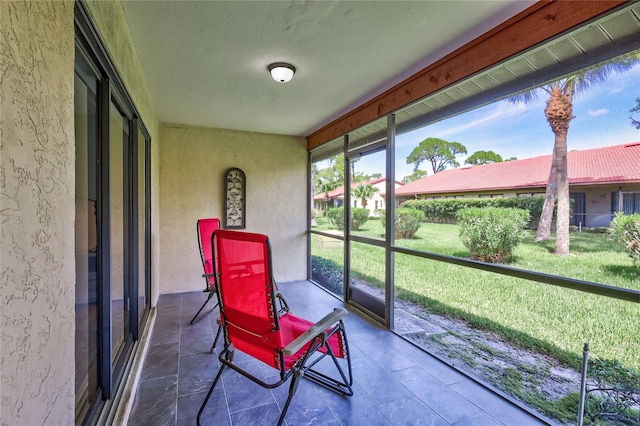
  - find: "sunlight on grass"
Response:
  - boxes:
[311,218,639,370]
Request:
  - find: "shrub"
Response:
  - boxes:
[381,208,425,239]
[586,357,640,424]
[610,213,640,265]
[326,206,370,231]
[351,208,370,230]
[326,207,345,230]
[457,207,530,263]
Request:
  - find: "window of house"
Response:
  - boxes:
[612,191,640,215]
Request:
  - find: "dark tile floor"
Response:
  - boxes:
[128,281,549,426]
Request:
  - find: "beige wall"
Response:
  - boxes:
[1,1,76,424]
[160,124,308,294]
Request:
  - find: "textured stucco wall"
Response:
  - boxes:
[1,1,76,424]
[160,124,307,294]
[84,0,161,306]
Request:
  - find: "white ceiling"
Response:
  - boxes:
[121,1,536,137]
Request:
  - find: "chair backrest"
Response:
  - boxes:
[212,229,284,368]
[197,218,220,280]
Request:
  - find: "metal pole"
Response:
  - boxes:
[578,342,589,426]
[618,186,624,213]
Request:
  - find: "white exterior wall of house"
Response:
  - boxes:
[353,180,402,216]
[582,185,640,227]
[584,189,614,227]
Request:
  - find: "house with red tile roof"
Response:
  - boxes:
[395,142,640,227]
[314,178,404,217]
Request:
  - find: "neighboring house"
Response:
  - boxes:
[395,142,640,227]
[314,178,404,217]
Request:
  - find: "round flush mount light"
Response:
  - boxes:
[268,62,296,83]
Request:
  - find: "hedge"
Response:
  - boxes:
[402,196,544,226]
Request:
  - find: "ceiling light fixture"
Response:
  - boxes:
[268,62,296,83]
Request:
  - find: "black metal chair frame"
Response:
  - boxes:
[190,218,223,351]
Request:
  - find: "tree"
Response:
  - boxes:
[317,179,338,216]
[401,169,428,183]
[352,184,378,209]
[406,137,467,174]
[510,54,639,255]
[631,96,640,129]
[465,150,504,165]
[312,153,345,209]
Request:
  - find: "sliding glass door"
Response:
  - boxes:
[345,117,391,324]
[75,5,151,422]
[74,53,100,423]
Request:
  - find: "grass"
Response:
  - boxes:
[311,217,640,371]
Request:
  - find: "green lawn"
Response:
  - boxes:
[311,217,640,371]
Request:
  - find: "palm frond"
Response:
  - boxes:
[507,90,539,104]
[573,54,640,94]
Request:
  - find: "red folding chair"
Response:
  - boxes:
[197,230,353,426]
[191,218,223,351]
[191,218,220,325]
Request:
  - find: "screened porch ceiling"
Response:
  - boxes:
[120,0,535,136]
[120,2,640,151]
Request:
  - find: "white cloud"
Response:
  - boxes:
[588,108,608,116]
[435,102,527,138]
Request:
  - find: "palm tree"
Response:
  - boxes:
[318,180,337,216]
[509,54,639,255]
[352,184,378,209]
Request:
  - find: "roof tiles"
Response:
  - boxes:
[395,142,640,196]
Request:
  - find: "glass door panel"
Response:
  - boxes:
[109,100,129,365]
[137,127,149,325]
[349,149,386,241]
[74,61,100,422]
[310,148,346,298]
[310,233,345,298]
[346,117,389,322]
[348,241,386,319]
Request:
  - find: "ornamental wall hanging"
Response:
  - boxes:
[224,168,246,229]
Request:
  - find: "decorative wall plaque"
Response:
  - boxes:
[224,168,246,229]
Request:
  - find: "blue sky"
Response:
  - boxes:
[352,62,640,181]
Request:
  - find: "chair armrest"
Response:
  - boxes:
[283,308,348,356]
